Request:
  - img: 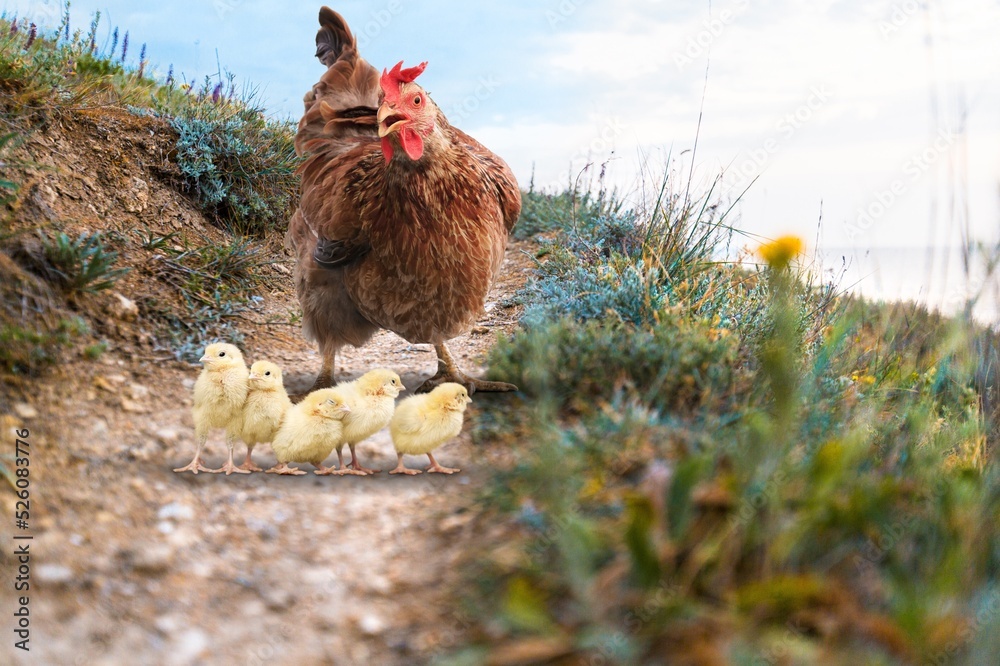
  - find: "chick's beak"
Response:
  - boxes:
[339,403,352,414]
[377,103,408,138]
[248,373,259,380]
[199,355,211,364]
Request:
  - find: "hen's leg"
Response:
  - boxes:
[416,343,517,394]
[309,346,337,391]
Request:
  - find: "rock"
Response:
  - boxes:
[120,398,148,414]
[154,428,180,445]
[36,564,74,585]
[471,325,490,335]
[261,587,295,611]
[123,177,149,213]
[109,293,139,321]
[93,377,117,392]
[13,403,38,419]
[158,502,195,521]
[439,512,473,534]
[154,615,182,635]
[357,612,387,636]
[170,628,208,665]
[181,378,196,390]
[132,544,174,574]
[128,383,150,400]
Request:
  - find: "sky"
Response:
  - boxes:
[5,0,1000,315]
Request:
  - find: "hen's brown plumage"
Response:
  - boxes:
[287,7,520,393]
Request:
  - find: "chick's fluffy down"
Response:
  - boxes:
[339,368,402,443]
[390,383,471,455]
[193,343,249,435]
[271,388,350,466]
[232,361,291,445]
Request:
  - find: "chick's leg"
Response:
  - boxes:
[238,445,263,473]
[210,435,251,475]
[426,452,460,475]
[323,444,366,476]
[389,452,421,475]
[347,443,381,475]
[173,433,213,474]
[416,343,517,394]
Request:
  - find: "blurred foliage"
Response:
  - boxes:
[462,179,1000,664]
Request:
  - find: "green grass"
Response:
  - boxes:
[456,185,1000,664]
[41,230,130,294]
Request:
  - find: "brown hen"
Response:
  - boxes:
[287,7,520,393]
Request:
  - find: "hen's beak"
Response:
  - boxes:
[377,104,409,138]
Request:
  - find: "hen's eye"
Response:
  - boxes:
[413,95,421,106]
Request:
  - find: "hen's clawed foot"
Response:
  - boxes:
[417,343,517,395]
[173,457,213,474]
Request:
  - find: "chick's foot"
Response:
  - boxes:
[209,460,252,475]
[265,463,307,476]
[173,457,213,474]
[390,454,422,475]
[416,343,517,394]
[238,452,263,473]
[426,452,460,474]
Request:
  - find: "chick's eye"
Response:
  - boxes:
[219,351,226,357]
[265,371,271,376]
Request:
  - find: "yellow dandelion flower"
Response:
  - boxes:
[758,235,804,270]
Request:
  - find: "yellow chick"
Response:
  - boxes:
[330,368,403,476]
[266,388,351,475]
[389,383,471,475]
[230,361,291,472]
[174,343,249,475]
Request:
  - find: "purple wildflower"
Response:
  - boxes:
[25,23,36,49]
[9,17,17,36]
[121,31,129,63]
[166,64,174,87]
[110,27,118,57]
[137,43,147,78]
[211,82,223,103]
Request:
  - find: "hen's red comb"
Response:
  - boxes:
[380,61,428,103]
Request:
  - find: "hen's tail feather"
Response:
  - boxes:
[296,7,380,159]
[315,7,355,67]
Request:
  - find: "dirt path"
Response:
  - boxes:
[1,241,534,666]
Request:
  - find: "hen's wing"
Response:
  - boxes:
[289,7,382,267]
[451,126,522,233]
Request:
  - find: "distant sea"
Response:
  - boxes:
[815,246,1000,325]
